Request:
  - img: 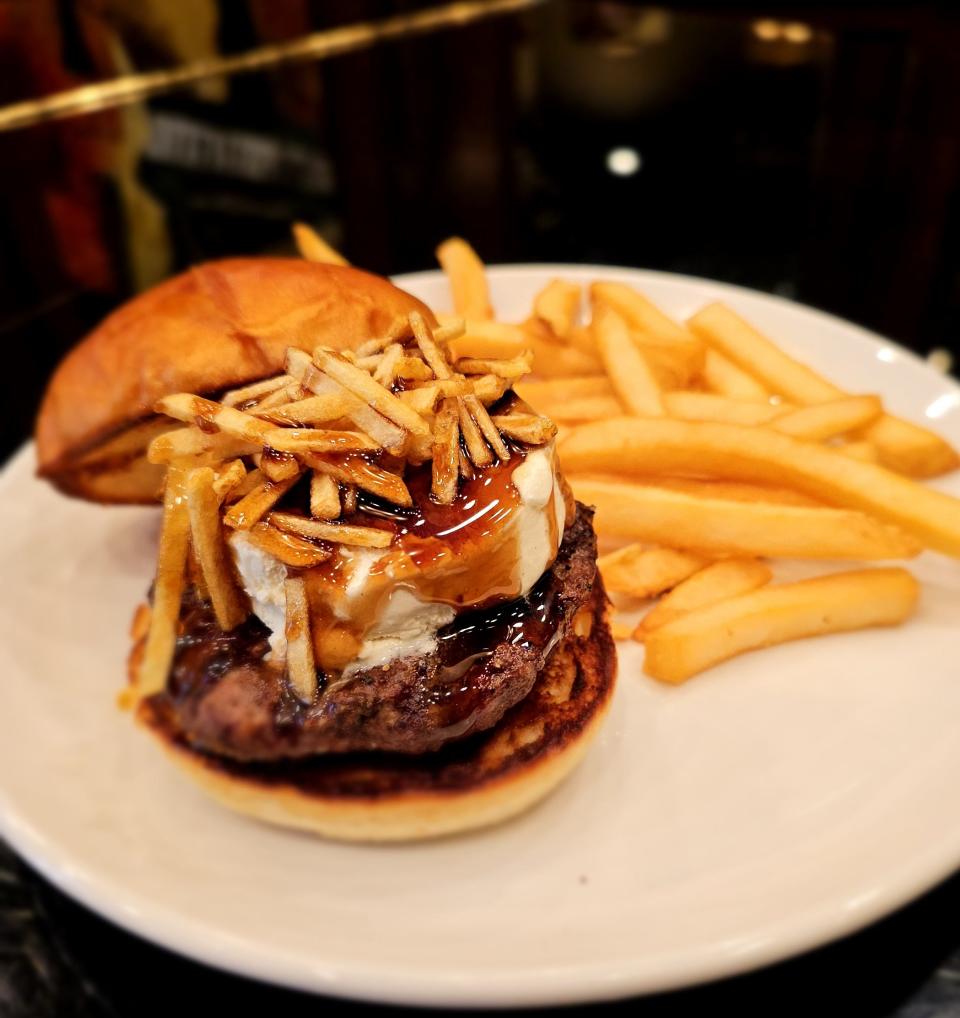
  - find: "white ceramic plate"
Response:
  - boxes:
[1,266,959,1008]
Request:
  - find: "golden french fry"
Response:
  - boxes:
[221,374,294,408]
[258,450,300,482]
[528,396,622,424]
[597,545,708,599]
[663,391,787,426]
[284,576,318,703]
[567,325,598,356]
[533,279,581,339]
[431,398,460,504]
[688,302,959,478]
[286,349,405,452]
[252,382,305,412]
[155,394,273,445]
[306,454,411,507]
[245,522,332,568]
[469,373,510,405]
[463,393,510,461]
[649,477,823,507]
[211,460,247,501]
[701,348,770,400]
[444,319,528,361]
[365,343,398,385]
[312,347,430,437]
[432,318,466,343]
[836,440,880,464]
[514,376,613,404]
[397,379,472,415]
[592,305,663,416]
[138,469,191,696]
[225,467,265,503]
[410,311,454,379]
[343,483,358,513]
[262,428,378,454]
[310,472,341,519]
[609,617,636,641]
[223,472,300,530]
[491,413,557,445]
[455,351,534,379]
[771,396,883,441]
[637,559,773,636]
[436,237,492,319]
[186,468,248,630]
[457,398,493,467]
[523,322,604,377]
[270,511,393,548]
[643,568,919,683]
[254,393,354,427]
[573,478,919,560]
[561,418,960,556]
[591,281,697,345]
[147,427,259,464]
[292,222,348,266]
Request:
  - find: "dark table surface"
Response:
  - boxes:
[2,835,959,1017]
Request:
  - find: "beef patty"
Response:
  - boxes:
[149,504,599,761]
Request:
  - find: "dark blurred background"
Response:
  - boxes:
[2,0,959,462]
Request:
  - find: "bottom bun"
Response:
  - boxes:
[135,580,616,842]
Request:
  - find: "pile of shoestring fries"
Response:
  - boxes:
[136,291,553,703]
[316,230,958,686]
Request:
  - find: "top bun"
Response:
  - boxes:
[35,259,434,502]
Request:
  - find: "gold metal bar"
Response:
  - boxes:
[0,0,539,133]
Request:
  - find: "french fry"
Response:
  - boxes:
[533,279,581,339]
[561,418,960,556]
[567,325,598,357]
[431,398,460,504]
[397,378,472,415]
[147,427,258,464]
[433,318,466,344]
[211,460,247,501]
[592,305,663,416]
[701,348,770,400]
[572,478,919,560]
[245,522,332,568]
[292,222,348,266]
[491,413,558,445]
[637,559,773,636]
[688,302,959,477]
[650,477,823,507]
[253,382,305,412]
[523,322,604,377]
[463,393,510,460]
[270,512,393,548]
[514,376,614,404]
[368,343,400,386]
[444,319,529,361]
[836,440,880,464]
[286,349,405,452]
[591,281,697,345]
[225,467,265,503]
[597,545,708,599]
[663,391,787,427]
[258,451,300,482]
[155,394,273,445]
[771,396,883,441]
[312,348,430,437]
[305,454,411,507]
[343,483,358,513]
[138,469,191,696]
[223,473,300,530]
[221,374,294,407]
[457,398,493,467]
[410,311,454,379]
[310,472,341,519]
[254,393,356,426]
[643,568,919,683]
[609,618,635,641]
[284,576,318,703]
[455,351,534,379]
[529,396,622,423]
[436,237,492,319]
[470,373,510,405]
[394,356,434,381]
[186,468,248,630]
[262,428,378,454]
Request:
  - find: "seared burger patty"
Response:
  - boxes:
[152,505,599,761]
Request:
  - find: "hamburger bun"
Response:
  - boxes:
[35,259,434,503]
[132,580,615,842]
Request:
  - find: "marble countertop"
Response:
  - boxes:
[2,840,958,1017]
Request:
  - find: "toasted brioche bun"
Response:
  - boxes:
[132,581,615,842]
[35,259,434,503]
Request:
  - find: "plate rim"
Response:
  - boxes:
[1,264,959,1008]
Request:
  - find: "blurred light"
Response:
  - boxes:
[925,393,960,420]
[927,348,954,375]
[606,146,642,176]
[783,22,813,44]
[876,347,897,363]
[752,19,781,41]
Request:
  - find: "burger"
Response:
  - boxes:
[36,258,615,841]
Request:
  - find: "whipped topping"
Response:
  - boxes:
[229,443,566,671]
